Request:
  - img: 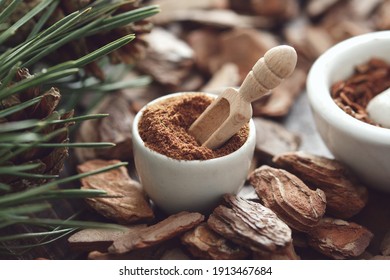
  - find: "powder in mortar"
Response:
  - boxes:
[138,93,249,160]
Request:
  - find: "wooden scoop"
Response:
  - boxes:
[188,45,297,149]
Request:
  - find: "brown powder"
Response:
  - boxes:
[138,93,249,160]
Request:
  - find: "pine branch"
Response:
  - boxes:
[0,0,159,255]
[0,162,128,245]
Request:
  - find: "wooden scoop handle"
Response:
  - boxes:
[239,45,297,103]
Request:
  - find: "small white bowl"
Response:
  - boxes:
[307,31,390,192]
[132,92,256,213]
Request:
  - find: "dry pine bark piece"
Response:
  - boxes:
[252,68,307,117]
[160,247,192,260]
[215,28,278,82]
[370,255,390,260]
[380,229,390,256]
[187,29,221,74]
[273,151,368,218]
[307,217,373,259]
[284,23,335,65]
[88,243,172,260]
[252,117,301,161]
[77,159,154,224]
[188,28,278,78]
[181,223,249,260]
[253,242,300,260]
[375,0,390,30]
[306,0,342,18]
[75,92,134,162]
[109,212,204,254]
[229,0,299,21]
[154,8,271,29]
[136,28,194,89]
[149,0,225,12]
[67,225,146,252]
[201,63,240,93]
[208,194,292,256]
[249,165,326,232]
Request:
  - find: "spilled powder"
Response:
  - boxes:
[138,93,249,160]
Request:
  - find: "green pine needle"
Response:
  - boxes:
[0,128,68,164]
[0,229,76,255]
[0,96,43,118]
[0,227,73,242]
[0,202,51,216]
[0,163,43,174]
[0,0,22,26]
[0,120,40,133]
[0,183,10,191]
[86,5,160,35]
[0,113,109,132]
[0,161,127,207]
[0,68,80,101]
[9,216,125,230]
[26,0,60,41]
[0,61,21,91]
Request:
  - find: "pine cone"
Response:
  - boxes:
[0,68,73,192]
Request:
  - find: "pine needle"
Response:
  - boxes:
[0,203,51,216]
[8,216,126,231]
[86,5,160,35]
[0,113,108,132]
[0,227,73,242]
[0,183,10,191]
[0,68,80,101]
[0,96,43,118]
[0,61,21,91]
[0,0,22,26]
[0,163,43,173]
[0,128,68,164]
[26,0,60,40]
[0,161,127,207]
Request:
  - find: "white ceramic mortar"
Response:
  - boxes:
[132,92,256,213]
[307,31,390,192]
